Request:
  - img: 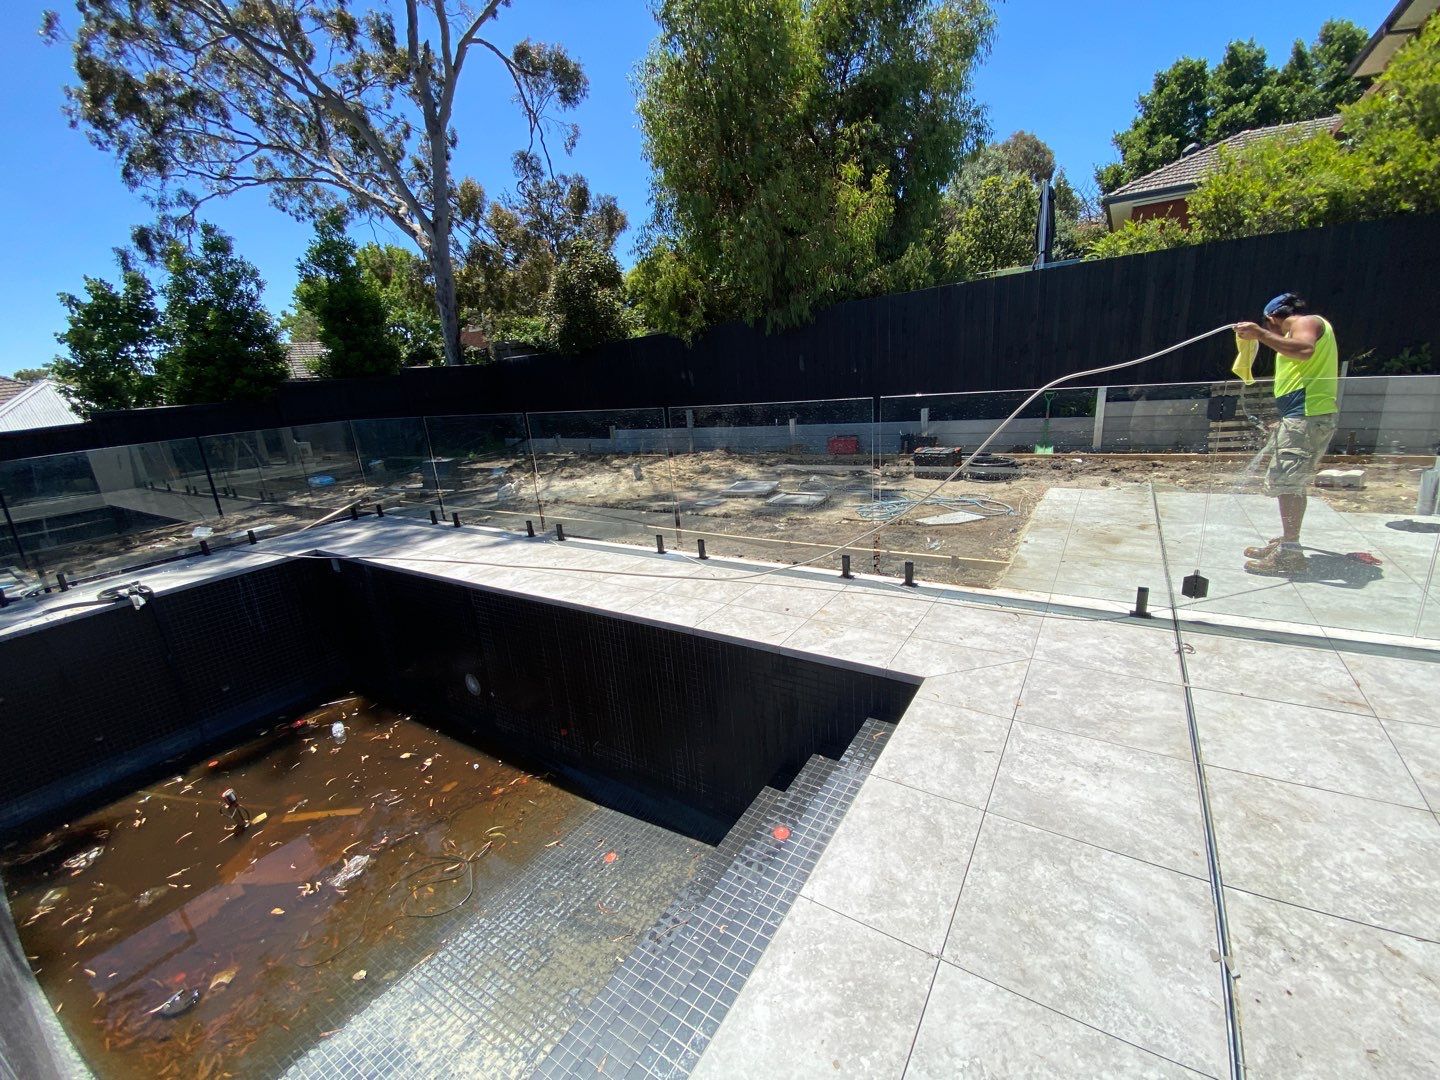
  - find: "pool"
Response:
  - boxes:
[0,553,915,1077]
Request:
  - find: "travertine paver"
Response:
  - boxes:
[8,514,1440,1079]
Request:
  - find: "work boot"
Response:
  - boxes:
[1243,536,1286,559]
[1244,546,1307,575]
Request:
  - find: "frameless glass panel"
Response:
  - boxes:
[875,387,1133,595]
[422,413,533,532]
[664,398,874,575]
[1155,375,1440,640]
[524,408,675,550]
[0,439,225,590]
[199,421,367,546]
[350,417,442,517]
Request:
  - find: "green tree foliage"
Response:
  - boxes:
[541,239,636,354]
[354,245,445,365]
[632,0,994,336]
[51,251,162,418]
[1086,20,1440,261]
[942,173,1038,278]
[455,152,629,349]
[939,132,1099,276]
[294,212,403,378]
[10,366,56,384]
[278,306,323,343]
[1190,17,1440,241]
[1085,216,1192,260]
[154,225,289,405]
[46,1,587,366]
[1097,20,1367,193]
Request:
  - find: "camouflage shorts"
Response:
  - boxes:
[1264,414,1337,495]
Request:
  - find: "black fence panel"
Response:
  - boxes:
[5,213,1437,462]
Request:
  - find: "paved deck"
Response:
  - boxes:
[6,511,1440,1078]
[1003,487,1440,639]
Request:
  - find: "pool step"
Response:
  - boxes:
[538,718,895,1078]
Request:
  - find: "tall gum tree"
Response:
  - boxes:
[44,1,586,365]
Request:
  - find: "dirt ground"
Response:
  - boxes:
[528,449,1435,588]
[15,448,1429,595]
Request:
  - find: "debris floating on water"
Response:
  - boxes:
[328,855,372,890]
[149,988,201,1018]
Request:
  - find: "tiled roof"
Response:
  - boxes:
[1104,115,1342,202]
[285,341,327,380]
[0,376,26,405]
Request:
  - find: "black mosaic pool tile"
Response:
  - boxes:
[337,562,915,843]
[0,559,349,836]
[536,718,895,1079]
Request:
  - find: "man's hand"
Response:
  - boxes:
[1235,321,1264,340]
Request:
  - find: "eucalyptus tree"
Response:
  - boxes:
[45,1,587,365]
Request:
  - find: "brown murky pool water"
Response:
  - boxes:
[2,697,704,1079]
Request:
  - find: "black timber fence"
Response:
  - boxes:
[5,212,1437,463]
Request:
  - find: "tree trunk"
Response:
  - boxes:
[430,240,463,367]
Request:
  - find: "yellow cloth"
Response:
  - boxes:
[1232,332,1258,385]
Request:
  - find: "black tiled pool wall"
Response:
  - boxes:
[0,559,349,837]
[331,561,917,841]
[1,553,915,847]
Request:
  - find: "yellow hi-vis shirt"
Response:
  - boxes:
[1273,317,1338,417]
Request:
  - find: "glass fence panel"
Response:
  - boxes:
[1155,375,1440,640]
[664,398,873,575]
[422,413,534,532]
[350,417,442,517]
[874,387,1124,593]
[524,408,675,550]
[0,438,225,591]
[198,421,366,546]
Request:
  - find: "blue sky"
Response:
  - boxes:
[0,0,1381,376]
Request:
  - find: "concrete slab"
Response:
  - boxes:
[1380,719,1440,811]
[801,776,982,953]
[1030,613,1183,683]
[764,491,829,508]
[988,722,1206,876]
[1340,649,1440,726]
[1226,889,1440,1080]
[872,697,1010,811]
[911,600,1043,657]
[720,480,779,497]
[906,963,1205,1079]
[784,619,907,669]
[1207,768,1440,940]
[1014,657,1192,758]
[945,816,1228,1077]
[1193,689,1426,807]
[1181,633,1373,714]
[690,897,934,1080]
[812,587,934,637]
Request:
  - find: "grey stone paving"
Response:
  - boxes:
[9,504,1440,1078]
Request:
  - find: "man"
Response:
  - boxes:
[1234,293,1339,574]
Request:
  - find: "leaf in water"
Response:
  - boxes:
[351,969,367,981]
[208,967,237,992]
[270,907,285,916]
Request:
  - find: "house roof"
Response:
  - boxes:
[1351,0,1438,78]
[0,380,83,432]
[285,341,327,380]
[1103,115,1342,204]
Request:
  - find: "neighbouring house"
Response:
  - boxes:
[1350,0,1438,80]
[0,377,82,433]
[285,340,326,380]
[1101,115,1341,231]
